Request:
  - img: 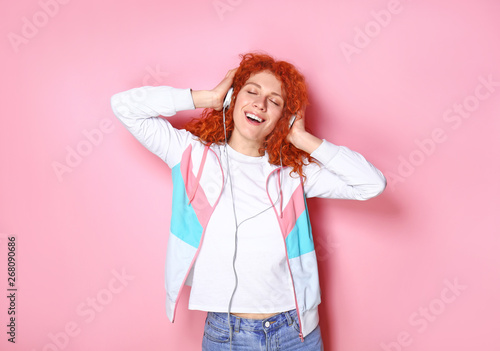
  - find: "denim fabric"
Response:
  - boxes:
[201,310,323,351]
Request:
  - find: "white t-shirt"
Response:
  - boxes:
[188,144,296,313]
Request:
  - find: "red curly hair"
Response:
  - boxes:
[185,52,314,177]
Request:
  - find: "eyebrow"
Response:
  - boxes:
[244,82,284,100]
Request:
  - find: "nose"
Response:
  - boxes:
[252,95,267,111]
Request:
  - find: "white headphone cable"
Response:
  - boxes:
[221,101,286,350]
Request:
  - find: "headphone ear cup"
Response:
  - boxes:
[223,87,233,110]
[223,87,233,137]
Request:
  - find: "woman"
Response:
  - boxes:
[111,53,386,350]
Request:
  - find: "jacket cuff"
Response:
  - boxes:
[310,139,341,165]
[171,88,196,112]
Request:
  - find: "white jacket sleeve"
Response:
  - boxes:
[303,140,386,200]
[110,86,196,168]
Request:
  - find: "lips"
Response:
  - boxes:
[245,112,264,124]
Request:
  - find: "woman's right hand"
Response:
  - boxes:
[192,68,237,111]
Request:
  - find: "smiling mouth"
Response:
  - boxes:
[246,113,264,123]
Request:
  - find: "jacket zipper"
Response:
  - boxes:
[172,146,225,321]
[266,168,305,342]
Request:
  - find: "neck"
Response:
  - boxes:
[228,136,264,157]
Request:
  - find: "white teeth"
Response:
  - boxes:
[246,113,263,123]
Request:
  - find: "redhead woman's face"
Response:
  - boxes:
[229,70,284,155]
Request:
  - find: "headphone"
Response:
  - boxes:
[222,87,233,145]
[223,87,234,110]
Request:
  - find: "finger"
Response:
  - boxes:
[298,104,307,117]
[293,115,305,128]
[220,69,237,87]
[225,68,237,79]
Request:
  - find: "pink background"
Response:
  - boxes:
[1,0,499,350]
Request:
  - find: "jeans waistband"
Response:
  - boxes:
[207,310,297,333]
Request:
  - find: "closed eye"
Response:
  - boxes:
[246,89,281,106]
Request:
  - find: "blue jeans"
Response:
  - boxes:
[201,310,324,350]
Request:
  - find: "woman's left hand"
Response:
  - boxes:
[286,106,305,142]
[286,106,323,154]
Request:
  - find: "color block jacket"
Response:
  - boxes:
[111,86,386,340]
